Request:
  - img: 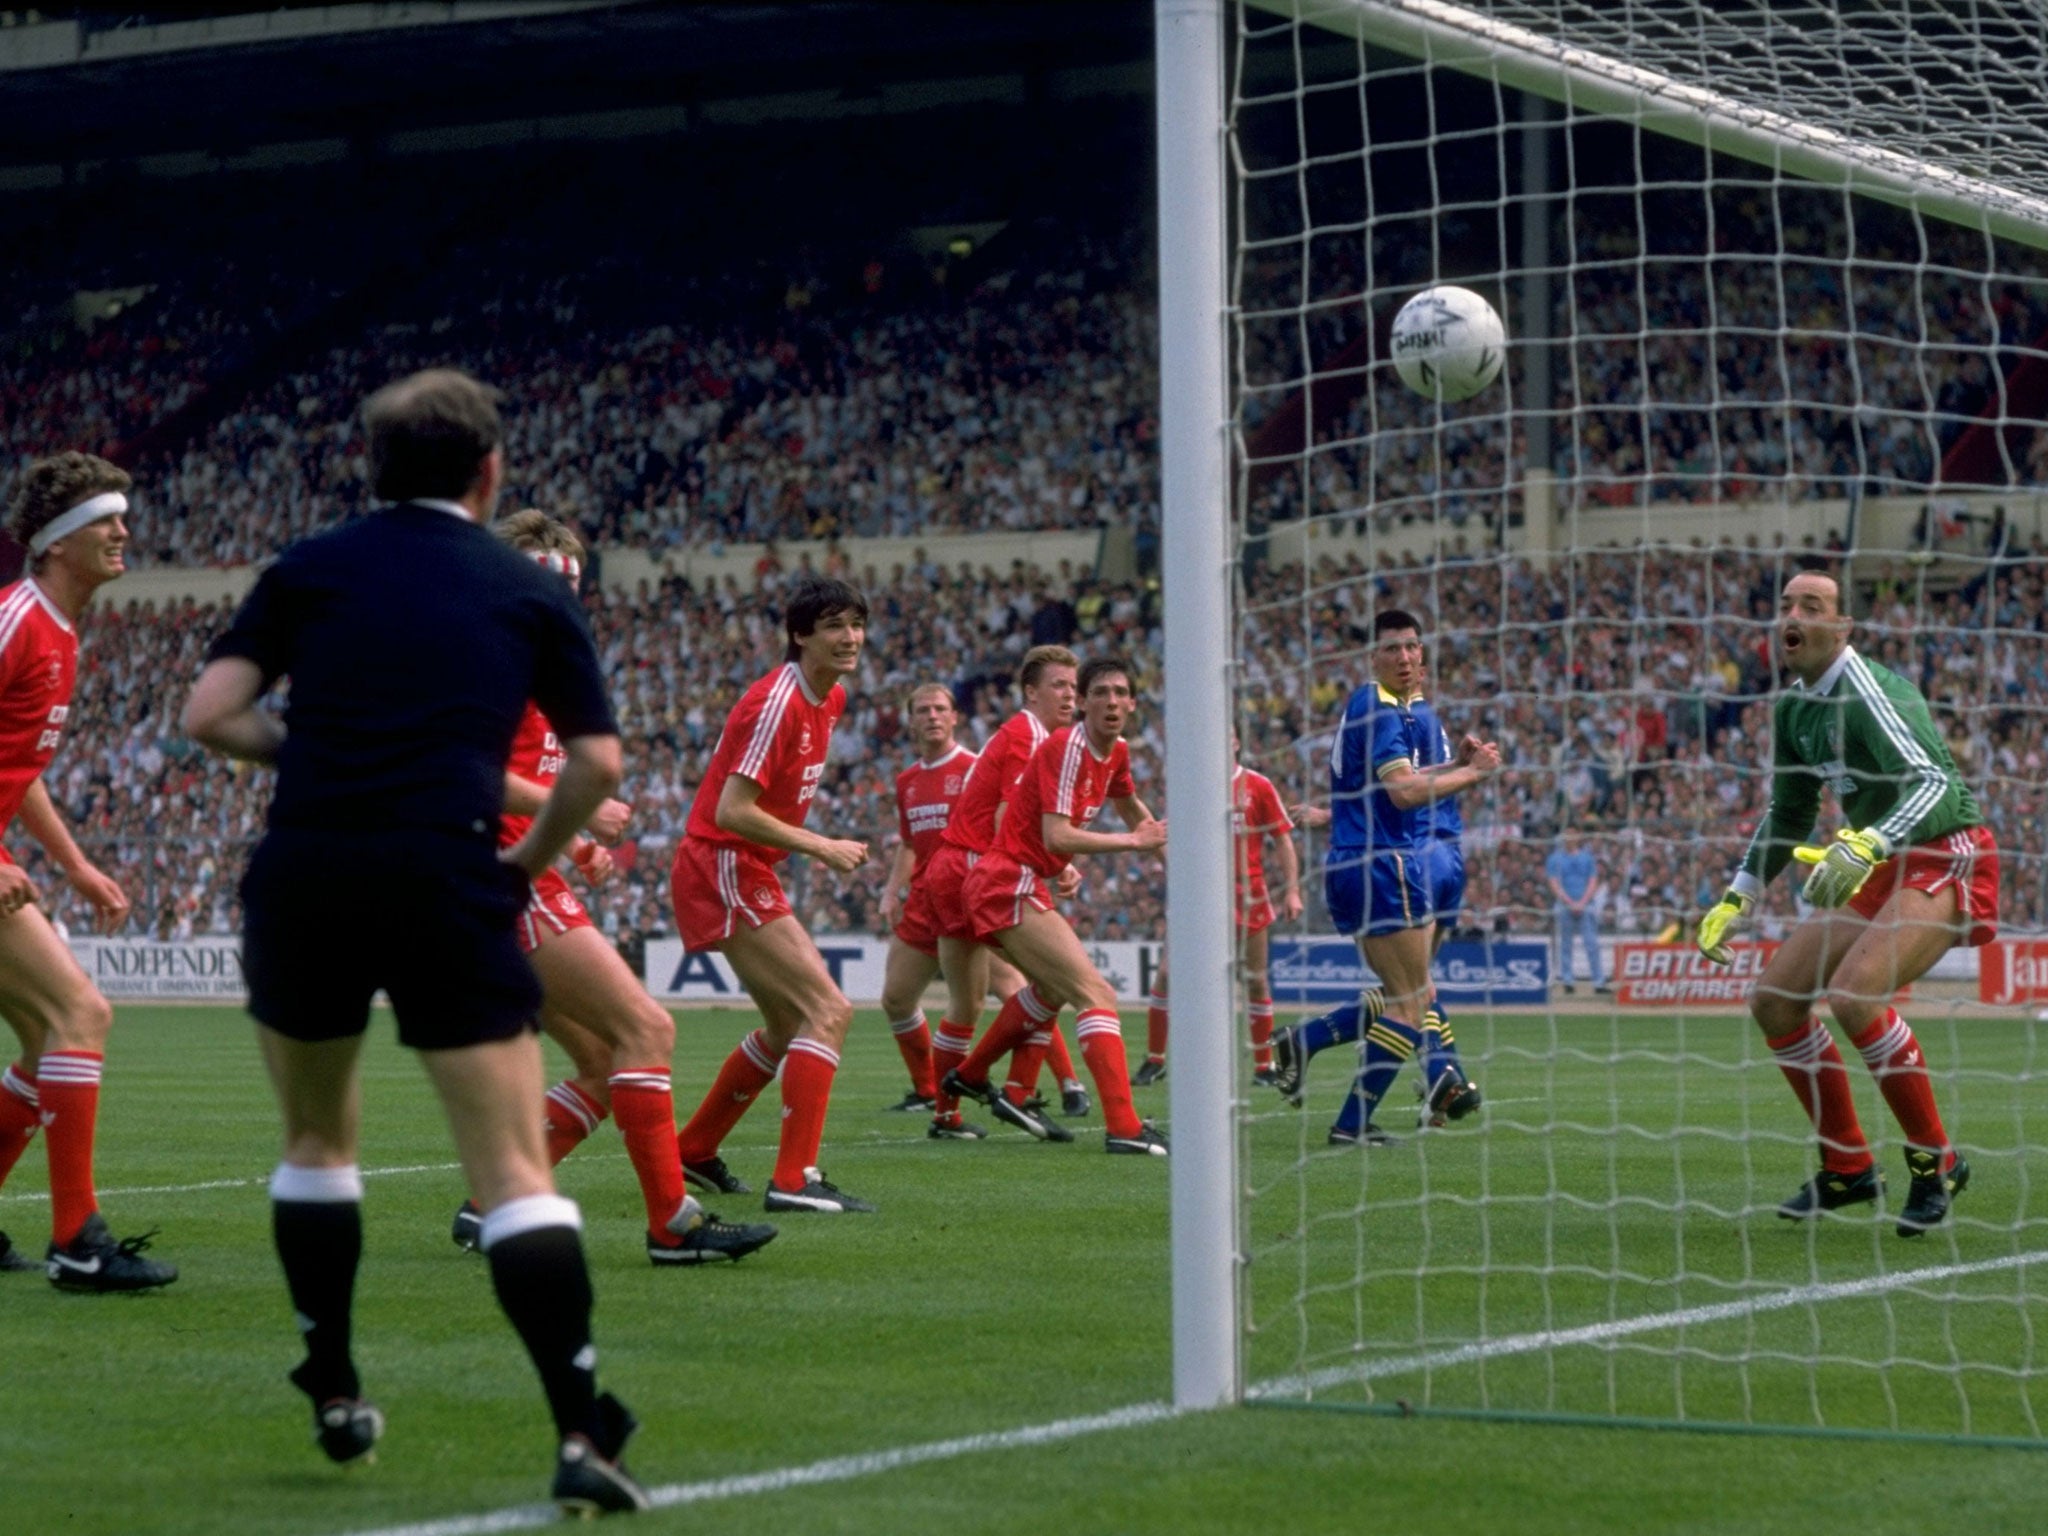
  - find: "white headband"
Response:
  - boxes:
[29,491,127,556]
[530,549,582,584]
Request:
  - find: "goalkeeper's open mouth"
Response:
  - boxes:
[1778,623,1805,660]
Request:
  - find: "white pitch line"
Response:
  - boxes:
[0,1122,1019,1206]
[322,1249,2048,1536]
[1250,1249,2048,1398]
[333,1403,1181,1536]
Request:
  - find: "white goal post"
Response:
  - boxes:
[1160,0,2048,1433]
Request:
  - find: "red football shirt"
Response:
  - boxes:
[684,662,845,863]
[941,711,1048,855]
[895,743,975,876]
[1233,765,1292,906]
[0,580,78,832]
[498,701,567,850]
[995,724,1135,880]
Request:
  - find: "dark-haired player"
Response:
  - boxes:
[669,576,878,1213]
[1697,564,1995,1235]
[0,452,174,1291]
[948,656,1170,1156]
[1272,610,1495,1143]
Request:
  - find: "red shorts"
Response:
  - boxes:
[669,836,792,953]
[1239,896,1276,934]
[894,876,943,957]
[921,843,980,944]
[515,868,593,956]
[1847,824,2001,947]
[961,850,1058,943]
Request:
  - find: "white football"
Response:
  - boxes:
[1390,285,1505,403]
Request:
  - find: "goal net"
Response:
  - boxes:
[1206,0,2048,1441]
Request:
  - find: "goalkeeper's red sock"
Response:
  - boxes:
[1767,1018,1872,1174]
[542,1080,608,1167]
[1851,1010,1954,1168]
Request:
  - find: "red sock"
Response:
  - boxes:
[542,1080,608,1166]
[772,1039,840,1193]
[39,1051,103,1246]
[0,1063,38,1189]
[1076,1009,1141,1138]
[1766,1019,1872,1174]
[929,1019,976,1119]
[609,1067,689,1241]
[1249,1000,1275,1070]
[1004,1029,1054,1106]
[959,986,1051,1087]
[1046,1023,1078,1086]
[889,1009,936,1098]
[1145,985,1169,1063]
[677,1029,783,1164]
[1851,1010,1952,1164]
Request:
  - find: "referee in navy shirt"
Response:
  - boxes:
[183,369,648,1514]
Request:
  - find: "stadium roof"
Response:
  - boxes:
[0,1,1151,173]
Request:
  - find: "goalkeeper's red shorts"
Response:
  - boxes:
[515,869,593,956]
[1847,825,2000,946]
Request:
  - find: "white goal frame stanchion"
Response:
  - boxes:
[1157,0,1243,1411]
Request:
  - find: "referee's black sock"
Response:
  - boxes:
[482,1196,600,1445]
[270,1163,365,1404]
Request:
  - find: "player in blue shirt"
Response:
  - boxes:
[1273,610,1499,1143]
[1405,677,1484,1122]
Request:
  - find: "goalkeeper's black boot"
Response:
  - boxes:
[1897,1150,1970,1238]
[1776,1164,1883,1220]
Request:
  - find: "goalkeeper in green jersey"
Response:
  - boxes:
[1696,564,2000,1236]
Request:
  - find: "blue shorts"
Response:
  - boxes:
[1423,838,1465,925]
[1326,848,1432,937]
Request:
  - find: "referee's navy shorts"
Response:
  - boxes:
[1325,846,1432,937]
[240,830,541,1050]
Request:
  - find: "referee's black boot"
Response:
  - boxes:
[553,1392,651,1515]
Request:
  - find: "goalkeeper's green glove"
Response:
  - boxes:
[1696,890,1751,966]
[1791,827,1888,909]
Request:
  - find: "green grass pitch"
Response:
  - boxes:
[2,1004,2045,1536]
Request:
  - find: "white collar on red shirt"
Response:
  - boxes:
[788,661,828,707]
[27,578,73,634]
[1078,727,1117,763]
[918,743,971,770]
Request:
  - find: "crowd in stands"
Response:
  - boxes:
[6,117,2047,961]
[13,132,2048,584]
[18,540,2045,960]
